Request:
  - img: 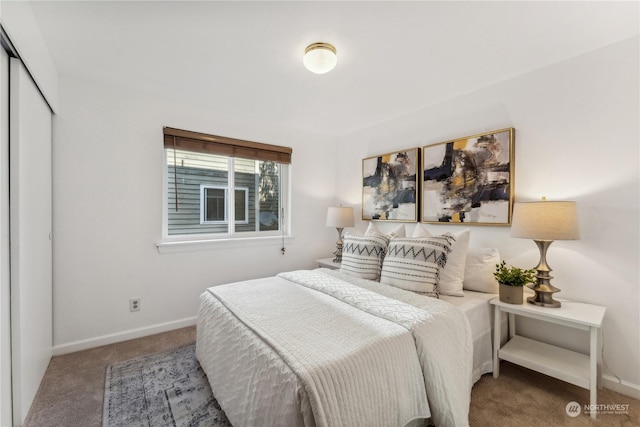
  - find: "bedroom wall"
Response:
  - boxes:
[52,75,338,353]
[335,37,640,397]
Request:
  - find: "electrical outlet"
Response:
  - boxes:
[130,298,141,312]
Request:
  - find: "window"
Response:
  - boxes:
[162,127,291,241]
[203,187,226,222]
[201,186,249,224]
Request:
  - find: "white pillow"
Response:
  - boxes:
[380,234,454,294]
[463,248,500,293]
[340,234,389,281]
[412,224,470,296]
[366,222,406,239]
[411,223,431,238]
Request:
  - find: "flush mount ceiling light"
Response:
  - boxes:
[303,42,337,74]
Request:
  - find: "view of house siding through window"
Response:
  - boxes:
[167,149,281,235]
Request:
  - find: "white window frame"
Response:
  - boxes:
[200,185,249,225]
[158,152,292,253]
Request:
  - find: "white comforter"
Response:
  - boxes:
[196,269,473,427]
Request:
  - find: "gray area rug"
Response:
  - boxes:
[103,344,232,427]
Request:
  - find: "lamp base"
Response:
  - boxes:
[333,227,344,263]
[527,239,562,308]
[332,243,343,263]
[527,285,561,308]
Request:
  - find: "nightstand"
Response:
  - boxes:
[316,258,341,270]
[491,298,606,419]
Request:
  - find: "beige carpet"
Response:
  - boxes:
[24,327,197,427]
[24,326,639,427]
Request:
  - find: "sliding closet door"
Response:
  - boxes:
[0,47,11,427]
[9,57,53,425]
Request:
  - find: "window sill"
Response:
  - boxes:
[156,235,295,254]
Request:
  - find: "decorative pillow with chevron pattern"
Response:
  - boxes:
[380,233,455,294]
[340,234,390,280]
[412,224,470,297]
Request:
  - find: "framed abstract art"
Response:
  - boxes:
[362,148,419,222]
[422,128,514,225]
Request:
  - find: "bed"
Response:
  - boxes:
[196,267,497,427]
[439,289,496,383]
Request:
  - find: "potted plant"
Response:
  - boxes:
[493,260,537,304]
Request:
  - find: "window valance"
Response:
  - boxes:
[163,127,292,164]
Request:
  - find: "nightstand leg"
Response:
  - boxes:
[493,305,501,378]
[508,313,516,339]
[590,326,597,419]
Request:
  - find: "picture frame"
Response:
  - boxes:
[422,128,514,225]
[362,148,419,222]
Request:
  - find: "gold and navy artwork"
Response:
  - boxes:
[362,148,419,222]
[422,128,514,225]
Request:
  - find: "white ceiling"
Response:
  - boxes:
[29,1,638,137]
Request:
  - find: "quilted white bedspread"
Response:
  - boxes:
[196,269,473,427]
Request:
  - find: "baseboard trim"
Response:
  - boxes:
[602,374,640,400]
[52,317,198,356]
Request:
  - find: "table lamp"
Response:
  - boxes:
[510,198,580,308]
[326,206,354,262]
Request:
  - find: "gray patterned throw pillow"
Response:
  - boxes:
[380,233,455,294]
[340,234,390,281]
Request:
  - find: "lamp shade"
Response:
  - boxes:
[511,201,580,241]
[304,43,337,74]
[326,206,354,228]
